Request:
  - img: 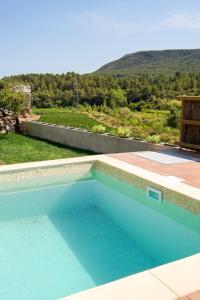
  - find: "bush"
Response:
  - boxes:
[166,109,179,128]
[146,135,160,144]
[92,124,106,134]
[116,127,131,138]
[119,107,131,117]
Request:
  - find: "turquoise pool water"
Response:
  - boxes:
[0,170,200,300]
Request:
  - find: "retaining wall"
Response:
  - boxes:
[20,121,173,154]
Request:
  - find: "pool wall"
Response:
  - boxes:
[94,179,200,265]
[0,158,94,193]
[0,180,95,221]
[93,160,200,215]
[0,155,199,214]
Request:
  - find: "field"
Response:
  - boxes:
[1,107,178,165]
[0,133,91,165]
[34,108,110,131]
[34,107,180,144]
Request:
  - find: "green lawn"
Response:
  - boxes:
[0,133,91,165]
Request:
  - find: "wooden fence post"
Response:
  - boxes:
[176,96,200,150]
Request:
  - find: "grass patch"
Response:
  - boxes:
[34,108,111,131]
[0,133,91,165]
[34,107,180,144]
[80,107,180,144]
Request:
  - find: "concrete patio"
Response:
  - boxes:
[110,148,200,189]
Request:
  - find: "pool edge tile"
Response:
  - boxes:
[150,254,200,297]
[60,254,200,300]
[60,270,178,300]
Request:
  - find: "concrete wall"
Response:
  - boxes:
[20,121,172,154]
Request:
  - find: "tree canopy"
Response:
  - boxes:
[4,71,200,109]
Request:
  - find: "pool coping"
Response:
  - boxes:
[60,253,200,300]
[1,155,200,211]
[93,156,200,215]
[0,154,200,201]
[0,154,199,299]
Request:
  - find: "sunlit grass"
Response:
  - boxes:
[0,133,91,165]
[34,107,180,144]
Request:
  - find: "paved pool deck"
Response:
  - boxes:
[110,148,200,189]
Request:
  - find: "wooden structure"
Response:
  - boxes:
[177,96,200,150]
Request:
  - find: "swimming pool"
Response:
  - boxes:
[0,162,200,300]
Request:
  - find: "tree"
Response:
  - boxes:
[0,81,28,133]
[0,81,27,116]
[4,71,200,109]
[166,109,179,128]
[107,89,127,108]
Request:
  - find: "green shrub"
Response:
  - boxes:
[92,124,106,134]
[0,81,27,115]
[116,127,131,138]
[146,135,160,144]
[166,109,179,128]
[119,107,131,117]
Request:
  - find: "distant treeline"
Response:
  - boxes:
[4,72,200,109]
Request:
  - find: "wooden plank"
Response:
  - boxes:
[178,95,200,149]
[181,119,200,125]
[176,96,200,101]
[180,142,200,150]
[180,101,185,142]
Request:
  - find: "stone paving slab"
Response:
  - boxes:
[132,151,193,164]
[110,151,200,189]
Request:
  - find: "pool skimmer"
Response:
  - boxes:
[147,186,162,202]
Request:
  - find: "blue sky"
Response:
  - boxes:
[1,0,200,77]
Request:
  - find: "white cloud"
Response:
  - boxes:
[161,12,200,30]
[66,11,145,35]
[67,11,200,36]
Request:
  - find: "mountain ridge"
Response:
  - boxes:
[97,49,200,75]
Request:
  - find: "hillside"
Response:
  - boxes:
[97,49,200,75]
[4,70,200,109]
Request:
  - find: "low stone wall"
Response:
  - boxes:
[20,121,173,154]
